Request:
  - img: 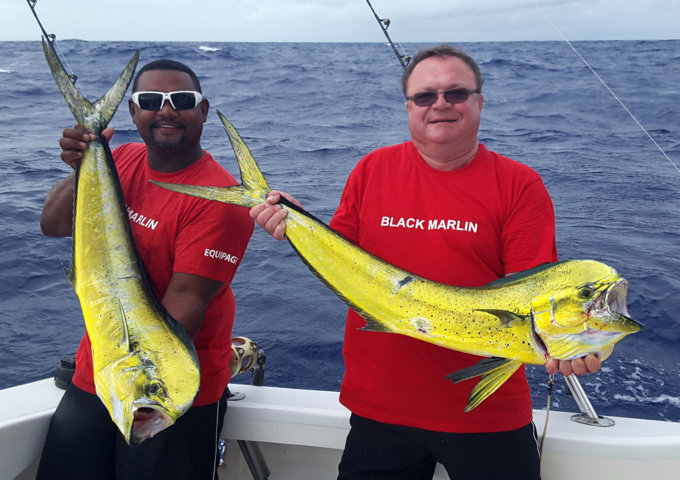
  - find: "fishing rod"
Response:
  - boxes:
[364,0,410,70]
[26,0,77,84]
[363,0,619,446]
[530,1,679,177]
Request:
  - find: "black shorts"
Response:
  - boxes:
[36,383,228,480]
[338,414,541,480]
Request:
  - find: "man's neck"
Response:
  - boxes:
[146,146,205,173]
[416,140,479,172]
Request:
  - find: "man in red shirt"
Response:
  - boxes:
[251,45,601,479]
[37,59,253,479]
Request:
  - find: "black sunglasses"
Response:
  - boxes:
[131,91,203,111]
[406,88,480,107]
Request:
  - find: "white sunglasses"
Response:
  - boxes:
[131,90,203,111]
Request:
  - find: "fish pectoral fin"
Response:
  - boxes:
[445,357,510,383]
[445,357,522,412]
[116,299,132,352]
[475,309,529,327]
[63,262,75,289]
[599,345,614,362]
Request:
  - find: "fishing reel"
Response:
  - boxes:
[230,336,265,380]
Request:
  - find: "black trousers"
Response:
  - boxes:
[36,383,228,480]
[338,414,542,480]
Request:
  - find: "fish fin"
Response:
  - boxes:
[63,262,75,289]
[445,357,522,412]
[475,309,529,327]
[148,181,262,207]
[42,38,138,129]
[445,357,510,383]
[150,110,271,208]
[216,110,270,193]
[116,299,133,352]
[599,345,614,361]
[358,315,393,333]
[483,262,564,286]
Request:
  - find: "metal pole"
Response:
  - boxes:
[564,375,614,427]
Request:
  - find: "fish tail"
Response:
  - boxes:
[150,110,271,208]
[42,38,138,131]
[43,41,138,288]
[216,110,271,195]
[446,357,522,412]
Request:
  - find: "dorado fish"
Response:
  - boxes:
[152,111,642,411]
[41,39,200,443]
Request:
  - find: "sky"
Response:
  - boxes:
[2,0,679,43]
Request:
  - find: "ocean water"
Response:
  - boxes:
[1,40,679,423]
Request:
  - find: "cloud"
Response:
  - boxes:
[4,0,679,42]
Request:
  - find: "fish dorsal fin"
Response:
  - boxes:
[358,315,393,333]
[445,357,522,412]
[116,299,132,352]
[483,261,566,287]
[475,309,529,327]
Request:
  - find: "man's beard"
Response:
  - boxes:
[150,129,186,150]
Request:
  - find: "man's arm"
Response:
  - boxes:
[41,173,75,237]
[161,272,224,340]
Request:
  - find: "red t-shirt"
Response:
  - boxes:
[331,141,557,433]
[72,143,254,406]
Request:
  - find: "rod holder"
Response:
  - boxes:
[564,375,615,427]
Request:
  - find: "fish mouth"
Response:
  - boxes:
[606,279,629,316]
[128,406,173,446]
[597,279,643,333]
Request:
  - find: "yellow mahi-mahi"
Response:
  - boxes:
[152,111,642,411]
[41,39,200,443]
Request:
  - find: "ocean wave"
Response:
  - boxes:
[1,39,679,422]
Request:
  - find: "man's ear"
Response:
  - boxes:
[200,98,210,123]
[128,98,137,120]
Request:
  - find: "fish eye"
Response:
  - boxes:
[578,287,595,299]
[145,381,165,397]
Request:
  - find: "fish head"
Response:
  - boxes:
[530,260,643,360]
[97,351,194,446]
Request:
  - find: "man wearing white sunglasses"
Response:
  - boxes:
[37,59,254,480]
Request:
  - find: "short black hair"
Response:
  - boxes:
[132,59,202,93]
[401,45,483,97]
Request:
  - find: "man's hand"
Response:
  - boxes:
[545,354,601,376]
[59,125,114,169]
[249,190,301,240]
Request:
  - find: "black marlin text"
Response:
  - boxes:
[380,216,478,233]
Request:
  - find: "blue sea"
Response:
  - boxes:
[1,40,679,423]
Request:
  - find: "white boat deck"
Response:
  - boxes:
[2,379,680,480]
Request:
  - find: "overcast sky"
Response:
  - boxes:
[3,0,679,43]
